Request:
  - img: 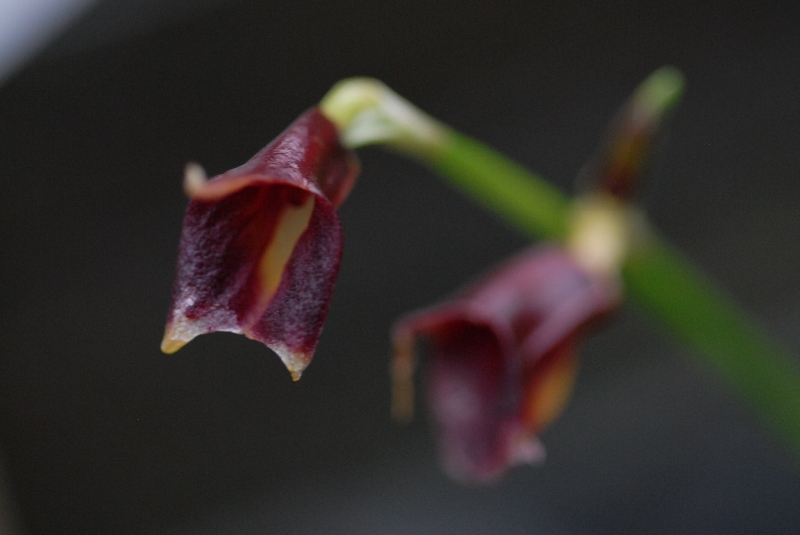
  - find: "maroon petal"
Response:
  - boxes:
[392,246,619,482]
[162,107,359,380]
[424,318,523,481]
[247,198,343,377]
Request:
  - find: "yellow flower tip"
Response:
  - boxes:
[183,162,208,197]
[390,334,417,423]
[269,342,312,382]
[182,162,264,202]
[160,327,189,354]
[161,317,202,354]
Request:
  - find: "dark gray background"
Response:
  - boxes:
[1,1,799,534]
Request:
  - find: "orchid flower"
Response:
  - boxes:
[161,107,359,380]
[392,248,620,482]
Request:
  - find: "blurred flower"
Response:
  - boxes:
[392,247,619,482]
[162,107,359,380]
[581,66,683,201]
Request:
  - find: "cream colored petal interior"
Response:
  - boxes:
[257,194,315,305]
[526,345,578,431]
[161,194,315,357]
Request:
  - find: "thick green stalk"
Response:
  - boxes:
[430,131,570,241]
[624,235,800,457]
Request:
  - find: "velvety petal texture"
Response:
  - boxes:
[392,247,620,482]
[162,107,359,380]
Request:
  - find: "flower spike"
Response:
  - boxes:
[569,67,683,279]
[586,66,684,200]
[162,107,359,380]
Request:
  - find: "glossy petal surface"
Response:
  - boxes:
[163,107,359,379]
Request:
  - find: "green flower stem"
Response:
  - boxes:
[320,75,800,460]
[431,131,571,241]
[624,235,800,458]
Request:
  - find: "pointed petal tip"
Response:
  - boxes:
[183,162,208,197]
[161,322,196,354]
[182,162,253,201]
[160,334,188,354]
[269,342,312,382]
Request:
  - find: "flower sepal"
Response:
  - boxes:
[162,107,359,380]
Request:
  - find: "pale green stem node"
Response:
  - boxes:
[320,78,448,157]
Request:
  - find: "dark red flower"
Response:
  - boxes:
[392,247,619,482]
[162,107,359,380]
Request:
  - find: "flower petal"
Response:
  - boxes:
[162,107,358,379]
[246,197,343,379]
[520,340,578,434]
[423,319,518,482]
[392,246,619,482]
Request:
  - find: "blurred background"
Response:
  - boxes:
[1,1,799,533]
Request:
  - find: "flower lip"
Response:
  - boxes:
[162,107,359,380]
[392,246,620,482]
